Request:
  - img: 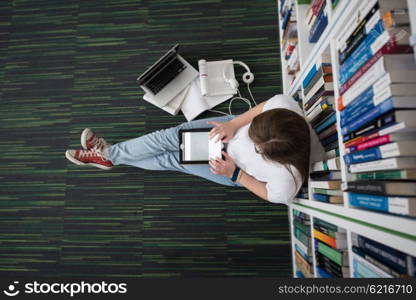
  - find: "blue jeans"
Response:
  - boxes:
[105,115,242,187]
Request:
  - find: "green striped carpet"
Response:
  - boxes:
[0,0,290,278]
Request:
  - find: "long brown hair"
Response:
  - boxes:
[248,108,310,188]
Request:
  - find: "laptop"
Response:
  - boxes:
[137,44,198,107]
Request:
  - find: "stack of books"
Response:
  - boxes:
[303,54,342,204]
[305,0,328,43]
[310,157,342,204]
[336,0,416,217]
[352,233,416,277]
[313,218,349,277]
[293,209,314,277]
[280,0,300,83]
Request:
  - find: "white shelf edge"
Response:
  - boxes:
[290,200,416,256]
[287,0,358,96]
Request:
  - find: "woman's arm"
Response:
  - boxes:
[237,170,268,201]
[208,101,266,142]
[229,101,266,129]
[209,152,269,201]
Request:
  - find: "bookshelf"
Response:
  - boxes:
[278,0,416,278]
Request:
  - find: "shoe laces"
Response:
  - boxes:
[79,148,108,161]
[90,135,108,151]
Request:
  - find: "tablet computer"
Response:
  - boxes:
[179,128,224,164]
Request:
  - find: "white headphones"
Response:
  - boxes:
[223,60,254,89]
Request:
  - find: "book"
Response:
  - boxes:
[345,132,416,153]
[311,157,340,172]
[295,228,311,247]
[313,113,336,133]
[353,255,393,278]
[324,141,338,152]
[340,72,416,125]
[338,48,415,108]
[343,141,416,164]
[294,219,311,237]
[316,266,333,278]
[339,2,409,64]
[351,170,416,181]
[302,54,331,89]
[295,244,311,262]
[345,181,416,196]
[341,93,416,129]
[352,246,404,278]
[294,237,312,257]
[310,180,341,190]
[313,223,346,239]
[352,233,412,275]
[313,193,343,204]
[312,188,342,196]
[335,0,407,52]
[295,250,313,274]
[315,240,349,266]
[315,252,350,277]
[309,4,328,43]
[341,106,416,137]
[306,97,334,122]
[304,66,332,97]
[339,19,411,85]
[338,2,380,64]
[313,229,347,249]
[342,110,416,144]
[305,93,333,115]
[318,123,337,141]
[320,133,338,147]
[304,87,334,111]
[348,192,416,217]
[305,81,333,104]
[325,148,339,160]
[310,171,341,180]
[314,218,338,231]
[349,157,416,173]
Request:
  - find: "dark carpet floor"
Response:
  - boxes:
[0,0,290,278]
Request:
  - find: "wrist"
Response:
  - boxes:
[230,166,241,182]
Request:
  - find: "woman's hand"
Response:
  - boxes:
[209,151,236,178]
[208,121,238,143]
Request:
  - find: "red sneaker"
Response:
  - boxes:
[65,148,113,170]
[80,128,110,151]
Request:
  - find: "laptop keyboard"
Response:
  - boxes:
[146,58,187,94]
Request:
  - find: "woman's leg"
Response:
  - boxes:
[104,114,241,187]
[135,151,241,187]
[105,115,234,166]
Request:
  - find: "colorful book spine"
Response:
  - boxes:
[315,240,347,266]
[338,2,379,64]
[316,266,333,278]
[313,193,330,203]
[309,6,328,43]
[338,19,384,85]
[314,218,339,232]
[352,170,415,180]
[314,113,336,133]
[348,193,416,216]
[353,256,391,278]
[337,40,412,107]
[343,142,400,164]
[341,97,399,136]
[295,244,311,262]
[347,135,393,153]
[349,157,416,173]
[313,229,337,248]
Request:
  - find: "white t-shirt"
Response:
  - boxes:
[227,94,324,205]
